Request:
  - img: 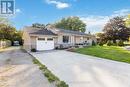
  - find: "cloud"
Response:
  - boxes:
[15,9,22,13]
[11,8,22,18]
[80,9,130,34]
[46,0,70,9]
[81,16,109,33]
[113,9,130,17]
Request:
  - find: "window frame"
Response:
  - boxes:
[47,38,53,41]
[38,38,45,41]
[63,36,69,43]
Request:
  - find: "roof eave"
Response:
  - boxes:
[29,34,58,37]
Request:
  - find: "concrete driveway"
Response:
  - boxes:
[0,47,54,87]
[31,50,130,87]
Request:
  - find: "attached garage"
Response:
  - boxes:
[36,37,54,51]
[24,28,57,51]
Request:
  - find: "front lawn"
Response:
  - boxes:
[75,46,130,64]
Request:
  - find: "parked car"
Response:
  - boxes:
[13,41,20,46]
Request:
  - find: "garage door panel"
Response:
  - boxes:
[37,38,54,51]
[46,41,54,50]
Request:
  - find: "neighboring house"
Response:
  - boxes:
[22,26,96,51]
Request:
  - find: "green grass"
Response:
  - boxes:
[33,59,69,87]
[33,59,59,82]
[75,46,130,63]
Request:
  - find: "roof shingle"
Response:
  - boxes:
[24,26,57,36]
[57,29,87,35]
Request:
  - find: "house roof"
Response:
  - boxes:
[24,26,57,36]
[57,29,87,35]
[46,25,88,36]
[24,26,90,36]
[30,29,57,35]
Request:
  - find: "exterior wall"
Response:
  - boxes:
[87,36,97,45]
[83,37,87,41]
[57,34,84,44]
[57,34,76,44]
[70,36,75,45]
[56,34,93,45]
[22,31,31,51]
[30,36,37,49]
[75,36,84,43]
[74,36,97,46]
[56,34,77,48]
[54,37,58,44]
[83,36,92,45]
[87,39,92,45]
[57,34,63,44]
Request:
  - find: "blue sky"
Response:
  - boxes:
[11,0,130,33]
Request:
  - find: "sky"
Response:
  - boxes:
[9,0,130,34]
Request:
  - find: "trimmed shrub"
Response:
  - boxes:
[56,81,69,87]
[55,47,59,50]
[92,40,96,46]
[106,40,112,46]
[117,40,124,46]
[31,48,36,52]
[98,42,104,46]
[112,43,117,46]
[59,44,64,49]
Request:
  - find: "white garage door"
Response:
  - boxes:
[37,38,54,51]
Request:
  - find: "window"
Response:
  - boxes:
[47,38,53,41]
[87,37,89,40]
[63,36,69,43]
[38,38,45,40]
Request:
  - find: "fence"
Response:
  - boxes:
[0,40,11,49]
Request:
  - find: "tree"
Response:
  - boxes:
[0,24,23,45]
[106,40,113,46]
[103,16,130,42]
[32,23,45,28]
[0,17,10,25]
[54,16,86,32]
[13,30,23,45]
[125,14,130,28]
[0,17,23,45]
[96,33,107,44]
[117,40,124,46]
[0,24,16,41]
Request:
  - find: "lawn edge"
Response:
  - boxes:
[21,48,69,87]
[70,46,130,64]
[66,47,130,65]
